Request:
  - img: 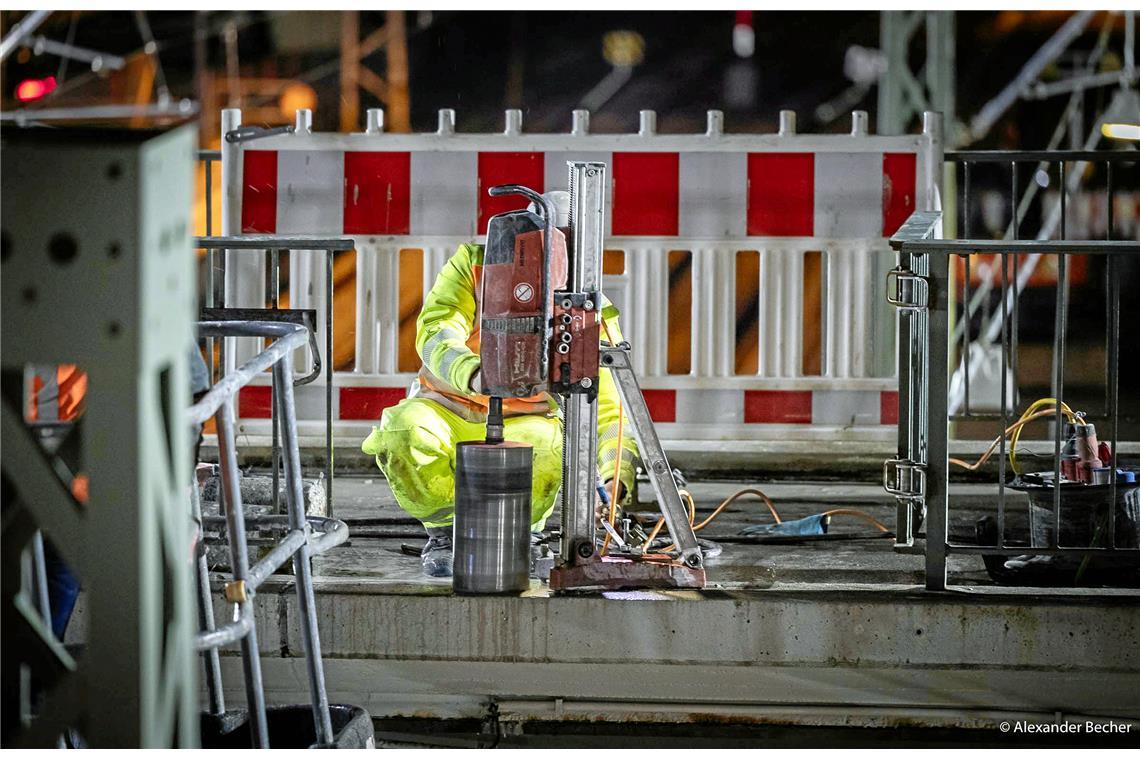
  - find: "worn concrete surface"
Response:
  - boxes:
[202,436,1140,481]
[193,473,1140,731]
[316,476,931,587]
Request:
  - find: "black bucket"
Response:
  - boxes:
[1016,478,1140,551]
[986,476,1140,585]
[200,704,374,749]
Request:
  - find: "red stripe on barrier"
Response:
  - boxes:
[241,150,278,233]
[343,152,411,234]
[641,389,677,423]
[746,153,813,236]
[743,390,812,424]
[238,386,272,418]
[340,387,405,420]
[612,152,679,235]
[882,152,917,237]
[477,152,545,234]
[880,390,899,426]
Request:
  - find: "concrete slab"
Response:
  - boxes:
[200,435,1140,481]
[195,475,1140,731]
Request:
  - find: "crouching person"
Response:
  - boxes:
[361,191,638,577]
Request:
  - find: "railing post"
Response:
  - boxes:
[924,248,950,590]
[273,354,334,745]
[214,396,270,747]
[221,108,264,375]
[922,111,944,214]
[326,250,335,515]
[219,109,237,385]
[190,482,226,717]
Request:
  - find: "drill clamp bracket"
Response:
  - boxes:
[550,290,602,399]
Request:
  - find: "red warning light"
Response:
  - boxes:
[16,76,57,103]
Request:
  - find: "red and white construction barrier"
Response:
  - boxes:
[217,107,942,443]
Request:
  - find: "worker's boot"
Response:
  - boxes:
[421,526,453,578]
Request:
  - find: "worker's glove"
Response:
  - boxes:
[468,368,481,395]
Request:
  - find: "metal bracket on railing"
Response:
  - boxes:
[883,458,926,500]
[225,125,294,144]
[223,579,249,604]
[885,268,929,311]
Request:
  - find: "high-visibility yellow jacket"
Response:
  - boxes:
[412,242,638,493]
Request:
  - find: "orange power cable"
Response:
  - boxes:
[600,320,624,556]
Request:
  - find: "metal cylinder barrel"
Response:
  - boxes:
[453,441,533,594]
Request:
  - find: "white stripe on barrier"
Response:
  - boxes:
[410,152,477,236]
[679,152,747,239]
[543,151,613,236]
[812,389,881,426]
[814,152,882,238]
[674,388,743,424]
[277,150,343,234]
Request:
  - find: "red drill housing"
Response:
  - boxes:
[480,187,568,399]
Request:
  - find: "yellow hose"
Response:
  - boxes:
[1008,398,1080,474]
[949,398,1081,475]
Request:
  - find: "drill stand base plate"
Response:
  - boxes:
[548,553,706,592]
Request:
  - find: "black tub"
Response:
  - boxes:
[200,704,373,749]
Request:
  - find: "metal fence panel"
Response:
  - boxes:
[888,151,1139,591]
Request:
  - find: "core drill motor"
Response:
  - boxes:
[452,185,600,594]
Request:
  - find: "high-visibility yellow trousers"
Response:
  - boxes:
[361,397,563,530]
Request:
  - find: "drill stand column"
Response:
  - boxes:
[549,160,704,592]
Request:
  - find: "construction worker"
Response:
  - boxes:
[362,191,638,577]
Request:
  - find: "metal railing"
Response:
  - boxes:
[945,149,1138,420]
[887,203,1139,591]
[189,320,348,747]
[196,236,356,516]
[200,149,221,237]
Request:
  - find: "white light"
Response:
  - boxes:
[1034,169,1050,188]
[1098,88,1140,141]
[1101,122,1140,140]
[844,45,887,85]
[733,24,754,59]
